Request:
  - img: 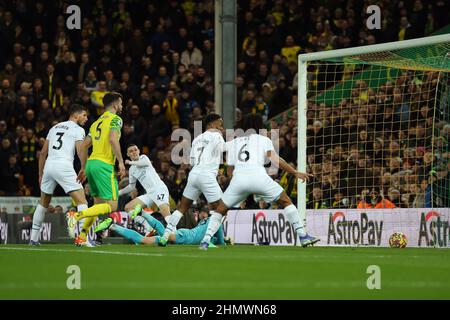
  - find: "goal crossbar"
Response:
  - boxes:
[297,34,450,62]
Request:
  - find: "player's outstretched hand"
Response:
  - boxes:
[295,171,313,183]
[125,159,131,166]
[118,162,126,179]
[77,169,86,184]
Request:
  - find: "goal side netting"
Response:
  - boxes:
[297,35,450,211]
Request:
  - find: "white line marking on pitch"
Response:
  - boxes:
[0,246,165,257]
[0,246,325,260]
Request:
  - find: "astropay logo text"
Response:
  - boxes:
[418,211,450,247]
[251,212,298,245]
[327,212,383,245]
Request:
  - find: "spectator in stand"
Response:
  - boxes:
[163,90,180,128]
[0,154,22,196]
[181,40,203,67]
[357,188,396,209]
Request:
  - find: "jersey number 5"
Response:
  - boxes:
[52,132,64,150]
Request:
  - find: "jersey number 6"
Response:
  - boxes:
[238,144,250,162]
[95,121,103,140]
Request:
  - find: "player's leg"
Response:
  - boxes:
[73,161,115,245]
[30,192,52,245]
[274,190,319,247]
[69,189,89,211]
[56,164,100,245]
[30,169,57,245]
[161,195,192,243]
[110,224,144,244]
[199,200,229,249]
[161,174,199,242]
[143,233,176,245]
[196,174,227,248]
[66,188,89,241]
[199,177,244,249]
[124,196,146,219]
[151,185,171,221]
[140,211,166,236]
[75,160,116,220]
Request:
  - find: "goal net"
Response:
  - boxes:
[297,34,450,211]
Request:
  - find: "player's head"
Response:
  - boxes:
[103,92,123,114]
[126,144,140,160]
[242,114,263,132]
[199,206,210,221]
[69,104,88,126]
[203,113,223,132]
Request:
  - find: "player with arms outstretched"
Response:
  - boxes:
[118,144,171,220]
[199,114,319,249]
[30,104,89,245]
[72,92,126,246]
[160,114,226,247]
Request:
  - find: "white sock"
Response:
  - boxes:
[163,210,183,239]
[31,204,47,242]
[77,204,88,212]
[201,211,223,244]
[284,204,306,237]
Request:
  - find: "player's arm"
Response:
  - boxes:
[224,140,234,178]
[267,150,312,183]
[118,182,137,196]
[125,156,151,167]
[76,135,92,183]
[38,139,49,185]
[226,165,234,177]
[119,164,137,196]
[110,128,125,178]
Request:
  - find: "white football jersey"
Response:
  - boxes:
[226,134,274,174]
[190,130,225,175]
[46,120,85,163]
[128,155,165,193]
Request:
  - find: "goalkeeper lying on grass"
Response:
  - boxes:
[94,205,231,247]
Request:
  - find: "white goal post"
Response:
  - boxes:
[297,33,450,218]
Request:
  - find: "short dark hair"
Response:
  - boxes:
[242,114,263,131]
[103,92,122,108]
[203,113,222,130]
[69,104,86,115]
[127,143,138,150]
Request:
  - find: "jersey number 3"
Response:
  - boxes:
[52,132,64,150]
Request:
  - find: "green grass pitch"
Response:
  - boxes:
[0,244,449,299]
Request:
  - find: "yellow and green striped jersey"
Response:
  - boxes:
[88,111,122,165]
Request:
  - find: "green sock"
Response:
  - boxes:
[130,204,143,219]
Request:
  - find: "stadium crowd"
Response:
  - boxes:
[0,0,449,210]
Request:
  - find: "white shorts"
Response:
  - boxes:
[137,185,170,208]
[40,162,83,195]
[222,172,284,208]
[182,172,222,203]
